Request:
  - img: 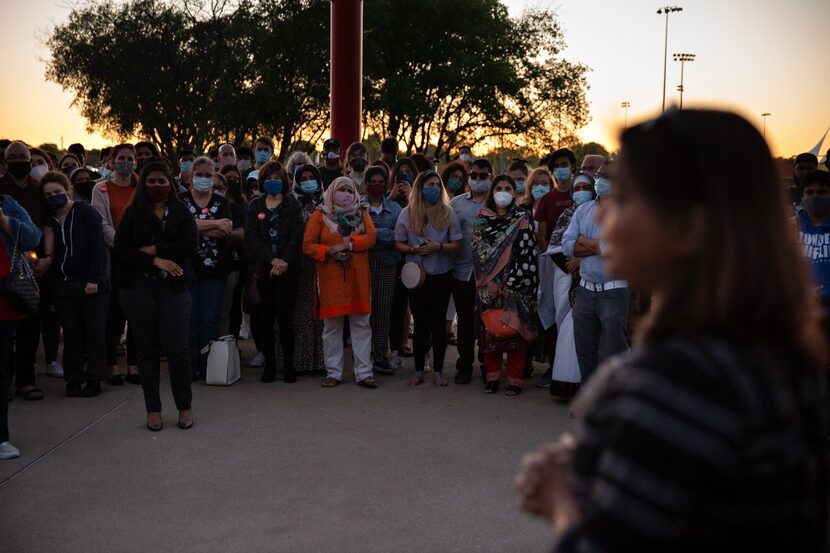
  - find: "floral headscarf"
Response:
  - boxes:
[321,176,365,237]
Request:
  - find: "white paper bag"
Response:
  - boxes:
[205,335,241,386]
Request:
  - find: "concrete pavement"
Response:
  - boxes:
[0,340,571,552]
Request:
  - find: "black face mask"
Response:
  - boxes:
[73,181,94,198]
[350,158,367,172]
[226,179,241,196]
[7,160,31,179]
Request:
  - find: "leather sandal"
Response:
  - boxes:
[321,377,340,388]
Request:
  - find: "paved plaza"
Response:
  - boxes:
[0,340,568,552]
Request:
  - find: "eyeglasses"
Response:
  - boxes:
[469,172,490,180]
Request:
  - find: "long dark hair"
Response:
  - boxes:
[390,158,418,186]
[621,109,826,367]
[123,160,181,242]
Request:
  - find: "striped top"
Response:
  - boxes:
[557,337,828,553]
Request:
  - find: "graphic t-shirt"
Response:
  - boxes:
[797,209,830,312]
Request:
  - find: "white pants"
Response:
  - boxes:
[323,313,373,382]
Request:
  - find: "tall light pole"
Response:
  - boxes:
[673,53,695,110]
[657,6,683,113]
[621,101,630,129]
[761,113,771,140]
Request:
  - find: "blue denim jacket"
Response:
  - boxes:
[0,195,43,267]
[368,198,402,267]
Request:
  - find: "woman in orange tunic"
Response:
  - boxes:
[302,177,378,388]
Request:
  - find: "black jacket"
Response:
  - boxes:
[46,202,109,296]
[113,200,198,294]
[245,195,304,275]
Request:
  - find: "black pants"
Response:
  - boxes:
[53,291,109,385]
[106,279,136,367]
[449,275,476,374]
[0,320,17,443]
[9,311,39,390]
[121,275,192,413]
[255,271,297,377]
[409,271,452,374]
[389,262,409,353]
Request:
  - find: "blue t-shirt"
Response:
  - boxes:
[797,209,830,308]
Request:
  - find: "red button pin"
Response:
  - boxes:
[258,212,266,220]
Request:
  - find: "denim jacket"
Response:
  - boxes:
[0,195,43,266]
[368,198,402,267]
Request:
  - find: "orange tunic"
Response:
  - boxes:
[302,210,376,319]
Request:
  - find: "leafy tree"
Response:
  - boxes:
[572,142,612,165]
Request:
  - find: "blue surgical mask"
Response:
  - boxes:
[264,179,284,195]
[802,196,830,219]
[192,176,214,192]
[299,179,319,194]
[255,150,270,165]
[553,167,571,183]
[100,166,112,181]
[515,180,526,193]
[531,184,550,200]
[572,190,593,206]
[179,160,193,174]
[447,176,463,192]
[422,186,441,205]
[594,177,612,197]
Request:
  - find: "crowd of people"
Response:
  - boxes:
[0,108,828,549]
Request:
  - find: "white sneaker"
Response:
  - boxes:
[0,441,20,460]
[250,351,265,368]
[46,361,64,378]
[239,314,251,340]
[390,350,402,371]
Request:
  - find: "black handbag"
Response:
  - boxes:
[0,224,40,316]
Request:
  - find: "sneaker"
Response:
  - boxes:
[373,359,394,375]
[46,361,64,378]
[239,314,252,340]
[424,353,431,374]
[389,351,402,371]
[0,441,20,460]
[537,367,553,388]
[250,352,265,368]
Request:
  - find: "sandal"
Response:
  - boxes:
[407,371,425,386]
[321,377,340,388]
[484,381,500,394]
[16,385,44,401]
[433,374,449,387]
[505,385,523,396]
[357,377,378,389]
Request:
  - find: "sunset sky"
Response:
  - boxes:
[1,0,828,157]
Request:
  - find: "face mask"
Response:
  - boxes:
[100,166,112,181]
[802,196,830,219]
[470,179,491,194]
[334,190,354,207]
[367,183,386,198]
[263,179,283,195]
[115,161,136,178]
[399,173,415,184]
[237,159,252,172]
[255,151,270,165]
[572,190,593,206]
[73,181,94,198]
[447,176,463,192]
[220,156,236,167]
[493,191,513,208]
[324,151,341,163]
[146,185,171,203]
[553,167,571,183]
[422,186,441,205]
[137,158,150,170]
[193,176,214,192]
[299,179,319,194]
[7,160,31,179]
[594,177,612,197]
[515,180,526,194]
[46,193,68,208]
[350,158,367,172]
[459,153,471,163]
[30,165,48,179]
[179,160,193,173]
[531,184,550,200]
[226,179,240,195]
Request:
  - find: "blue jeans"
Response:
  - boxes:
[189,276,227,377]
[572,285,630,384]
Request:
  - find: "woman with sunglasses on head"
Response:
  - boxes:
[394,170,462,386]
[290,163,326,375]
[472,175,539,396]
[114,160,198,431]
[517,109,829,553]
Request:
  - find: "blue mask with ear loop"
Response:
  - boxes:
[263,179,283,195]
[422,186,441,205]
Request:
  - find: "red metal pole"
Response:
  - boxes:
[330,0,362,148]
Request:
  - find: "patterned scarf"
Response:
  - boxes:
[320,177,365,237]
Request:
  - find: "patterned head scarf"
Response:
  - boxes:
[321,176,364,236]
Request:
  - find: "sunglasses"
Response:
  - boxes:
[469,172,490,180]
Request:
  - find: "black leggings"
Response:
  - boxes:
[409,271,452,374]
[255,271,298,377]
[389,262,409,353]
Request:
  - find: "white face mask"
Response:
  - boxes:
[30,165,48,179]
[459,153,471,163]
[493,190,514,208]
